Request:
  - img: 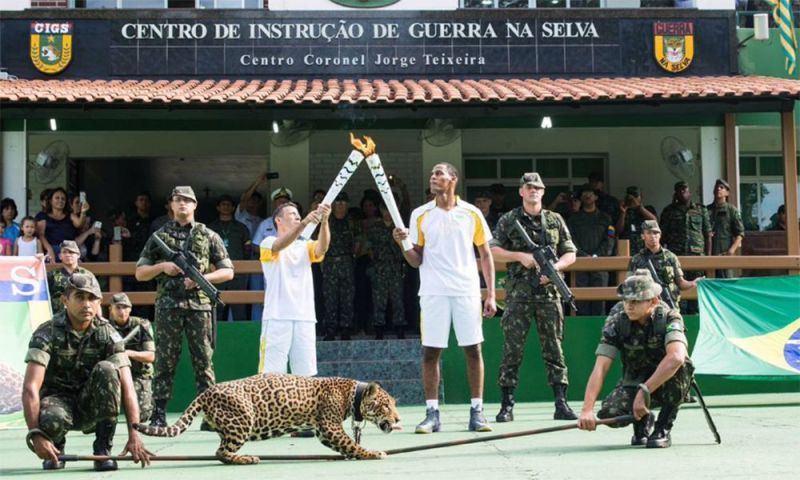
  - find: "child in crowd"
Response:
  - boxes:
[0,223,10,255]
[15,216,43,257]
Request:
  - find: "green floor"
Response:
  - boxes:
[2,393,798,479]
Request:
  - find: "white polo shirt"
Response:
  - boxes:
[260,236,325,322]
[409,198,491,297]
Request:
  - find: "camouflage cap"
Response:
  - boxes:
[66,273,102,299]
[674,181,689,191]
[110,292,132,307]
[271,187,293,201]
[617,269,662,301]
[60,240,80,254]
[520,172,545,188]
[170,186,197,203]
[714,178,730,190]
[641,220,661,233]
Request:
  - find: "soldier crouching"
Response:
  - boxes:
[22,274,151,471]
[577,269,693,448]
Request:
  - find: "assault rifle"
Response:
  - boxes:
[149,234,223,348]
[512,220,577,312]
[120,325,141,346]
[643,258,676,309]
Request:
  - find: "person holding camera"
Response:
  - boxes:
[617,186,657,255]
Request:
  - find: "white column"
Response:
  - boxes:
[699,126,726,204]
[1,130,28,216]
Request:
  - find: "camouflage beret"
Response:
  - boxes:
[617,269,662,301]
[110,292,132,307]
[66,273,102,299]
[171,186,197,203]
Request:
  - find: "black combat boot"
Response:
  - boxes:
[631,414,654,446]
[495,387,515,423]
[150,399,167,428]
[647,405,678,448]
[42,439,65,470]
[93,420,118,471]
[552,384,578,420]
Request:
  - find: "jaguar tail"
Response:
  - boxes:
[134,394,204,438]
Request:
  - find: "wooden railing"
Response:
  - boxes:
[50,242,800,309]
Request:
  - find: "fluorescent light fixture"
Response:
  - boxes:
[49,118,57,131]
[541,116,552,129]
[481,0,493,5]
[272,120,280,134]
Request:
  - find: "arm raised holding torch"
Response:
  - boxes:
[300,133,368,240]
[360,135,413,251]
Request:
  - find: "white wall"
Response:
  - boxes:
[699,126,726,204]
[1,131,28,215]
[2,0,30,11]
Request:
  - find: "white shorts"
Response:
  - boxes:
[419,295,484,348]
[259,319,317,376]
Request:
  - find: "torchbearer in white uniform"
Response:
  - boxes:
[393,162,497,434]
[258,201,331,376]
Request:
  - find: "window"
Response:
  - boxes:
[464,154,606,207]
[74,0,261,8]
[739,154,800,231]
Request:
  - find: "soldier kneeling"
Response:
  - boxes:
[22,274,151,470]
[576,269,693,448]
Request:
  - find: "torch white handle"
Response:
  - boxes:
[301,149,365,239]
[365,154,413,251]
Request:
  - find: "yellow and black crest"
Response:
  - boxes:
[654,22,694,73]
[30,22,73,75]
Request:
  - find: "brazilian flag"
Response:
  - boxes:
[693,276,800,378]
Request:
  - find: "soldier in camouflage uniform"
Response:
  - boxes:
[321,192,359,340]
[22,274,151,471]
[365,201,406,339]
[135,186,234,429]
[47,240,96,315]
[490,173,579,422]
[567,184,615,315]
[707,179,745,279]
[616,186,657,255]
[577,270,694,449]
[628,220,701,308]
[659,181,710,312]
[108,292,155,423]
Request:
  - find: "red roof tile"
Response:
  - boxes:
[1,76,799,107]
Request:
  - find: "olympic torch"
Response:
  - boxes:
[300,133,366,239]
[362,136,413,251]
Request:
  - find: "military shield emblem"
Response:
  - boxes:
[30,22,73,75]
[654,22,694,73]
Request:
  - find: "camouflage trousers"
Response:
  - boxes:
[498,300,569,389]
[597,364,694,428]
[134,376,153,423]
[38,361,120,444]
[153,307,215,401]
[371,269,405,328]
[322,258,354,331]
